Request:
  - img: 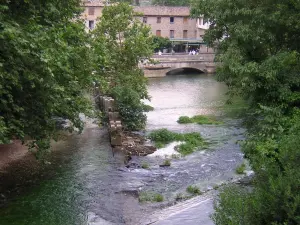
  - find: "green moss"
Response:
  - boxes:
[177,115,223,125]
[186,185,201,195]
[235,163,246,174]
[139,192,164,202]
[148,129,207,155]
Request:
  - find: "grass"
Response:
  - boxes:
[235,163,246,174]
[177,115,223,125]
[141,162,149,169]
[139,192,164,202]
[186,185,201,195]
[148,128,207,155]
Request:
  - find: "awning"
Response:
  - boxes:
[170,38,205,44]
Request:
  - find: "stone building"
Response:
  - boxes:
[81,1,210,52]
[133,6,206,40]
[81,0,105,30]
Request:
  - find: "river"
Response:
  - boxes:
[0,73,245,225]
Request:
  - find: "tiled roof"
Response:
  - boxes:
[82,0,105,7]
[134,6,190,16]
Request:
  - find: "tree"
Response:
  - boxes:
[153,0,190,6]
[91,3,154,130]
[0,0,95,157]
[191,0,300,223]
[152,36,172,52]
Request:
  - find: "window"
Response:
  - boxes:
[89,20,95,30]
[143,17,147,23]
[88,7,95,15]
[157,17,161,23]
[170,30,174,38]
[183,17,188,23]
[170,17,174,24]
[183,30,188,38]
[156,30,161,37]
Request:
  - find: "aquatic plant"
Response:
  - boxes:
[177,115,223,125]
[186,185,201,195]
[148,128,178,145]
[235,163,246,175]
[141,162,149,169]
[177,116,193,124]
[148,129,207,155]
[138,192,164,202]
[162,159,171,166]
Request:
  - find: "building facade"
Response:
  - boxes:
[81,1,210,52]
[133,6,206,40]
[81,0,105,30]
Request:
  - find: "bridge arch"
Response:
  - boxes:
[166,67,206,75]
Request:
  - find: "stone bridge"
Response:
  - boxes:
[142,53,216,77]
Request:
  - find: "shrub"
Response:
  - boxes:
[213,127,300,224]
[113,86,147,131]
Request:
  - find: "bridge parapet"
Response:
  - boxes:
[142,53,216,77]
[152,53,215,62]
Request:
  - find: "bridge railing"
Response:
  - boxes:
[152,53,215,62]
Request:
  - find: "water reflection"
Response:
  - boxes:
[145,74,227,129]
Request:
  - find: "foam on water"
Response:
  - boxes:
[147,142,182,158]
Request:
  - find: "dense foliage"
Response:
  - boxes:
[191,0,300,223]
[92,3,154,130]
[0,1,153,157]
[152,36,172,52]
[0,0,94,157]
[152,0,190,6]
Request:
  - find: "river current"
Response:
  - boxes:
[0,73,244,225]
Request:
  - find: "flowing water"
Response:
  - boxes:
[0,73,245,225]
